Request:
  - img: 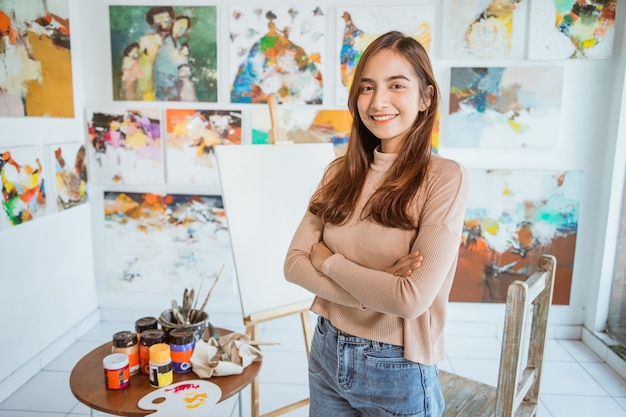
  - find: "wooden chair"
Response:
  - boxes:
[440,254,557,417]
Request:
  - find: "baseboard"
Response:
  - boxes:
[583,327,626,380]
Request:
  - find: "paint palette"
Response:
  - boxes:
[138,379,221,416]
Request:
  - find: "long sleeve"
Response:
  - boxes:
[284,203,363,309]
[322,160,469,319]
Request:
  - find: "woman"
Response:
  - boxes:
[284,31,470,416]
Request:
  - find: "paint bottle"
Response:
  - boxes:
[112,331,140,375]
[103,353,130,390]
[139,329,165,375]
[149,343,173,388]
[135,316,158,340]
[169,328,195,373]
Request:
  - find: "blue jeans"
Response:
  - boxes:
[308,316,444,417]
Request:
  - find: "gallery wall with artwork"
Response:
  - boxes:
[0,0,624,387]
[81,0,621,317]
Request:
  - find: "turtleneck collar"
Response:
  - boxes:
[371,147,398,173]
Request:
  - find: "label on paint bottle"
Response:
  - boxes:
[148,343,173,388]
[169,328,195,373]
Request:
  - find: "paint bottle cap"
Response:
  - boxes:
[140,329,165,347]
[135,317,158,334]
[149,343,171,363]
[169,328,194,345]
[112,330,138,348]
[103,353,129,370]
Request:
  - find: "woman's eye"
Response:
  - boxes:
[360,85,373,93]
[391,83,405,90]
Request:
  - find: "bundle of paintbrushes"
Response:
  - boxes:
[170,265,224,326]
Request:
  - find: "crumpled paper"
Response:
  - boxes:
[190,332,262,378]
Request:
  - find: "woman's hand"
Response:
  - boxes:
[310,241,333,272]
[385,251,423,277]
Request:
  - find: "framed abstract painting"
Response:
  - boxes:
[103,192,233,294]
[251,107,351,156]
[441,0,527,59]
[447,66,563,149]
[451,169,583,305]
[86,108,164,185]
[46,142,88,211]
[528,0,617,59]
[165,109,242,186]
[0,0,74,117]
[228,6,326,104]
[0,146,48,227]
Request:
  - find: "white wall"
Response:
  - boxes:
[1,0,625,401]
[0,0,99,390]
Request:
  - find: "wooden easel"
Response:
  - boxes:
[245,96,311,416]
[267,93,292,145]
[216,95,334,417]
[244,300,313,417]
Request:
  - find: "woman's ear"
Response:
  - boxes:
[419,85,434,112]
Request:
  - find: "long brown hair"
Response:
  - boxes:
[309,31,439,229]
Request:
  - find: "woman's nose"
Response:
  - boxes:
[371,88,389,110]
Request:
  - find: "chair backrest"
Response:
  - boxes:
[495,254,557,416]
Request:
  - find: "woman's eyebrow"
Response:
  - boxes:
[360,74,411,83]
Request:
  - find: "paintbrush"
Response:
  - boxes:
[192,270,209,313]
[171,299,186,325]
[191,264,225,322]
[185,288,195,324]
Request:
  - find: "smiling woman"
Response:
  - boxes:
[284,31,470,417]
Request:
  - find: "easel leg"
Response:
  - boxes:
[244,303,312,417]
[247,322,261,417]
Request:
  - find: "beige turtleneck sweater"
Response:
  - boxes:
[284,148,470,365]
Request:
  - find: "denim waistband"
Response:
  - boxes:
[319,316,357,338]
[318,316,404,351]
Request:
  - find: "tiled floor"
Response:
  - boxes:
[1,308,626,417]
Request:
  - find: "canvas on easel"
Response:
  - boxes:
[215,142,335,417]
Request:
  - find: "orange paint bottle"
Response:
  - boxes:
[103,353,130,390]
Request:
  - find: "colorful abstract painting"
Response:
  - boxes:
[87,109,163,185]
[448,66,563,149]
[165,109,242,186]
[0,0,74,117]
[103,192,232,294]
[229,6,325,104]
[47,142,88,211]
[109,5,217,102]
[451,169,583,305]
[528,0,617,59]
[442,0,527,59]
[0,146,47,227]
[252,108,352,156]
[336,6,434,105]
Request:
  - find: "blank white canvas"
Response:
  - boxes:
[216,143,335,318]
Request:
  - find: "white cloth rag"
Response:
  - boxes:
[190,332,262,378]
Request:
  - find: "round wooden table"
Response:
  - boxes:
[69,329,261,417]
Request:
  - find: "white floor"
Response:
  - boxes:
[1,308,626,417]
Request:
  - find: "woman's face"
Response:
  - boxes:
[356,49,429,153]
